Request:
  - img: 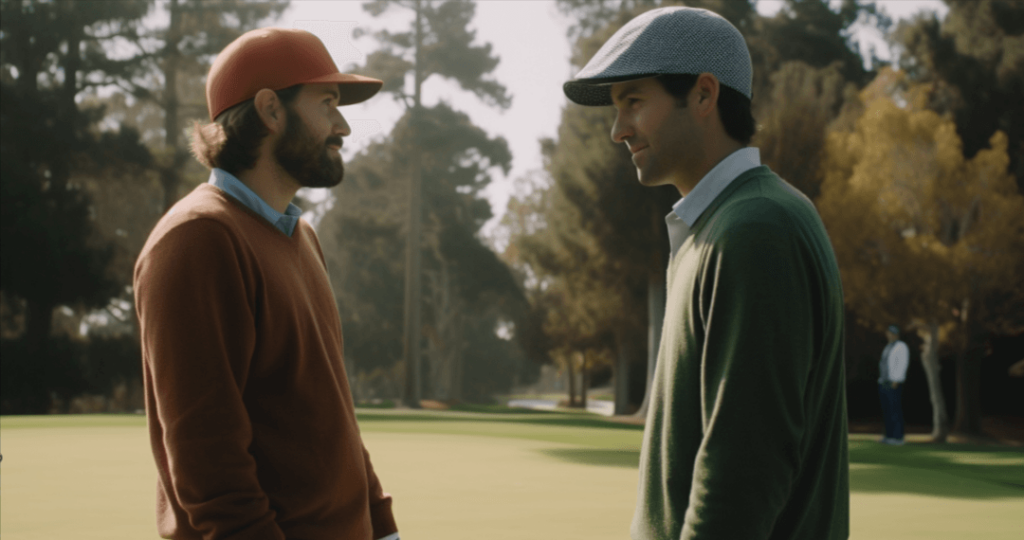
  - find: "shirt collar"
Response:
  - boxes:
[208,168,303,237]
[672,147,761,227]
[665,147,761,258]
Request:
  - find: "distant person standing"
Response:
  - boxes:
[878,325,910,445]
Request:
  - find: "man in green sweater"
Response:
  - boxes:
[563,7,849,540]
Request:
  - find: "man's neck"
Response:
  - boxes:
[676,139,745,197]
[236,161,300,214]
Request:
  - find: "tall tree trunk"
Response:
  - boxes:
[160,0,184,213]
[953,305,985,436]
[635,264,666,419]
[565,355,577,408]
[580,350,589,409]
[402,0,424,408]
[918,321,950,442]
[953,347,984,436]
[25,298,57,356]
[613,329,631,415]
[52,17,82,192]
[451,340,463,403]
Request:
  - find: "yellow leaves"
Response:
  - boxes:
[818,68,1024,330]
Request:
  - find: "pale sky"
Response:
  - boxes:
[281,0,948,243]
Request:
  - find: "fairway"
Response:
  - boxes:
[1,412,1022,539]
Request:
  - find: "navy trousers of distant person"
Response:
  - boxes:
[878,383,905,441]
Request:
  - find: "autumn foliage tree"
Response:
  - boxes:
[817,68,1024,441]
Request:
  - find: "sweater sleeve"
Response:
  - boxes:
[682,208,813,539]
[363,444,399,538]
[135,219,285,540]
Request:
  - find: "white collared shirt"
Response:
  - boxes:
[665,147,761,257]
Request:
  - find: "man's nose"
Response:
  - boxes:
[333,110,352,137]
[610,111,632,144]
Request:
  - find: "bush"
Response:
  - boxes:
[0,334,141,414]
[1,337,87,414]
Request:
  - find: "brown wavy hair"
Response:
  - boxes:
[190,84,304,175]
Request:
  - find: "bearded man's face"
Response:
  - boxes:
[274,102,345,189]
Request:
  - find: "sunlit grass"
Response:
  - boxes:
[1,412,1021,539]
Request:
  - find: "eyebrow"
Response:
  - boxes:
[613,83,644,104]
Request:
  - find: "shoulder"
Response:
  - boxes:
[157,184,243,229]
[137,185,248,266]
[704,171,826,248]
[293,219,329,266]
[721,171,815,225]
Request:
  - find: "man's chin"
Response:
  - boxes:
[636,170,664,187]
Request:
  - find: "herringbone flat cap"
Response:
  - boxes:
[563,6,752,106]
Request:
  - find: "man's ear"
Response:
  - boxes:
[254,88,285,133]
[693,73,720,119]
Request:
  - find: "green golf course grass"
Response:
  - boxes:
[1,410,1022,539]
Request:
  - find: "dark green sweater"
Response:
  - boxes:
[631,166,849,540]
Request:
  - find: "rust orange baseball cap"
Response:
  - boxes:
[206,27,383,120]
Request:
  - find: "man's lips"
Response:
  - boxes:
[630,145,648,155]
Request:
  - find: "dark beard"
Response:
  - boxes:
[274,106,344,188]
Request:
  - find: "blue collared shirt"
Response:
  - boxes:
[207,168,303,237]
[665,147,762,257]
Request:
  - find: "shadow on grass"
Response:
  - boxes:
[849,439,1024,499]
[356,410,645,432]
[539,448,641,468]
[536,437,1024,501]
[448,403,552,415]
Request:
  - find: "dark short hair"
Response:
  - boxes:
[190,84,304,175]
[655,74,756,145]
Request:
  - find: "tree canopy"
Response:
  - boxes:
[818,68,1024,437]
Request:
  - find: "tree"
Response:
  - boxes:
[341,0,516,405]
[892,0,1024,193]
[0,0,154,354]
[817,68,1024,440]
[538,0,888,417]
[504,165,623,408]
[322,101,527,404]
[80,0,288,212]
[0,0,160,412]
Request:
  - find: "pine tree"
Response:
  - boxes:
[0,0,152,412]
[321,0,527,404]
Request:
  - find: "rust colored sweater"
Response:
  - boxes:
[134,183,397,540]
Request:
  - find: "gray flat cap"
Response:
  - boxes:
[563,6,752,106]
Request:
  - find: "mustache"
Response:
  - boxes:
[326,135,343,148]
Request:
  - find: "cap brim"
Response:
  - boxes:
[303,73,384,106]
[563,73,662,106]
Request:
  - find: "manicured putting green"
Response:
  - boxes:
[1,413,1022,539]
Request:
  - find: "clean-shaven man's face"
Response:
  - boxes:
[274,83,351,188]
[610,76,700,189]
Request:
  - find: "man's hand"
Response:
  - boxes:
[891,382,899,389]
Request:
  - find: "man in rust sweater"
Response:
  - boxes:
[134,28,399,540]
